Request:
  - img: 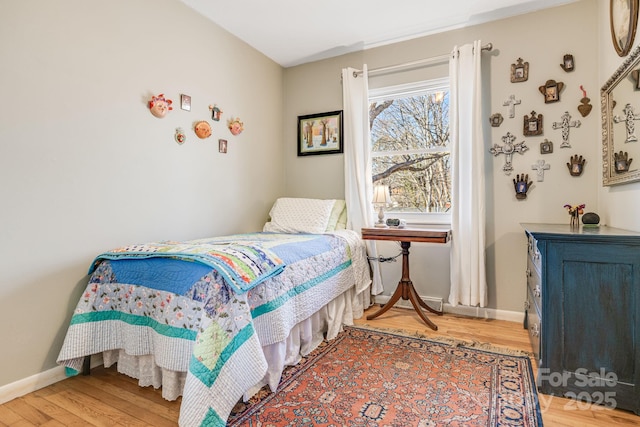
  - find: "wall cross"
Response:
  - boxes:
[613,103,640,143]
[489,132,529,175]
[503,94,521,118]
[531,159,551,182]
[552,111,581,148]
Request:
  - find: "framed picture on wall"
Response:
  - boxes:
[297,110,343,156]
[611,0,639,57]
[180,94,191,111]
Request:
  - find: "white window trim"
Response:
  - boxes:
[369,77,449,102]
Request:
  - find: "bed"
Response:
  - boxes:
[56,198,371,426]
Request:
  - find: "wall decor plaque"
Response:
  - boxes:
[524,111,543,136]
[511,58,529,83]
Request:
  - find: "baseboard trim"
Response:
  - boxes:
[0,355,103,405]
[373,295,524,323]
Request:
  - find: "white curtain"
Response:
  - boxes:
[448,41,487,307]
[341,66,383,295]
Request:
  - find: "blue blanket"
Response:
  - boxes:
[90,239,286,294]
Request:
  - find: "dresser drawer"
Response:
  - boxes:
[526,256,542,311]
[527,234,542,271]
[525,285,541,363]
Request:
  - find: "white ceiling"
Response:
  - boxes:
[179,0,577,68]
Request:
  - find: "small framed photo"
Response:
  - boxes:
[510,58,529,83]
[180,94,191,111]
[539,79,564,104]
[218,139,227,153]
[523,111,543,136]
[297,110,343,156]
[540,139,554,154]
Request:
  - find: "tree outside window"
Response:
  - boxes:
[369,79,451,214]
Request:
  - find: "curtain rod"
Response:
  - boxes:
[354,42,493,77]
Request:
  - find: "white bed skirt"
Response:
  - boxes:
[101,285,370,402]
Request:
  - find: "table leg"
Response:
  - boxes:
[408,285,439,330]
[366,278,403,320]
[366,240,441,330]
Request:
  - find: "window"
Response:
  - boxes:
[369,78,451,221]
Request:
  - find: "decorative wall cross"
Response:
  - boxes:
[552,111,581,148]
[503,94,521,118]
[490,132,529,175]
[613,103,640,143]
[531,159,551,182]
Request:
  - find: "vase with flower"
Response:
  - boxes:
[564,203,585,228]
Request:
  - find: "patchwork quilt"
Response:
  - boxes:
[57,230,369,427]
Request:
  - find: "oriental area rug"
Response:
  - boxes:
[228,326,542,426]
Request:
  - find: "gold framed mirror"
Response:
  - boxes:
[602,43,640,186]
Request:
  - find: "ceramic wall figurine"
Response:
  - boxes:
[577,85,592,117]
[148,93,173,118]
[175,127,186,145]
[228,117,244,135]
[194,121,212,139]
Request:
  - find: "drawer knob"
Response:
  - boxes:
[531,323,540,337]
[534,286,541,298]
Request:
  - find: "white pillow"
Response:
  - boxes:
[263,198,336,234]
[325,199,346,231]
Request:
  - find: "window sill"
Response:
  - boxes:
[385,212,451,226]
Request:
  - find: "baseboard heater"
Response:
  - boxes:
[375,295,444,312]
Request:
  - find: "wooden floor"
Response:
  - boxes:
[2,306,639,426]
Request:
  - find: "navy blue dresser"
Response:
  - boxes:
[522,223,640,414]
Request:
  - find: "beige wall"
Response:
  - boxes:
[283,0,605,315]
[0,0,284,388]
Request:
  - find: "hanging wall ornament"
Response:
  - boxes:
[560,54,575,72]
[175,127,186,145]
[513,173,533,200]
[531,159,550,182]
[540,139,554,154]
[209,104,223,121]
[180,94,191,111]
[539,79,564,103]
[510,58,529,83]
[552,111,581,148]
[148,93,173,118]
[503,94,521,118]
[489,132,529,175]
[194,121,212,139]
[567,154,586,176]
[523,111,543,136]
[577,85,593,117]
[228,117,244,135]
[489,113,504,127]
